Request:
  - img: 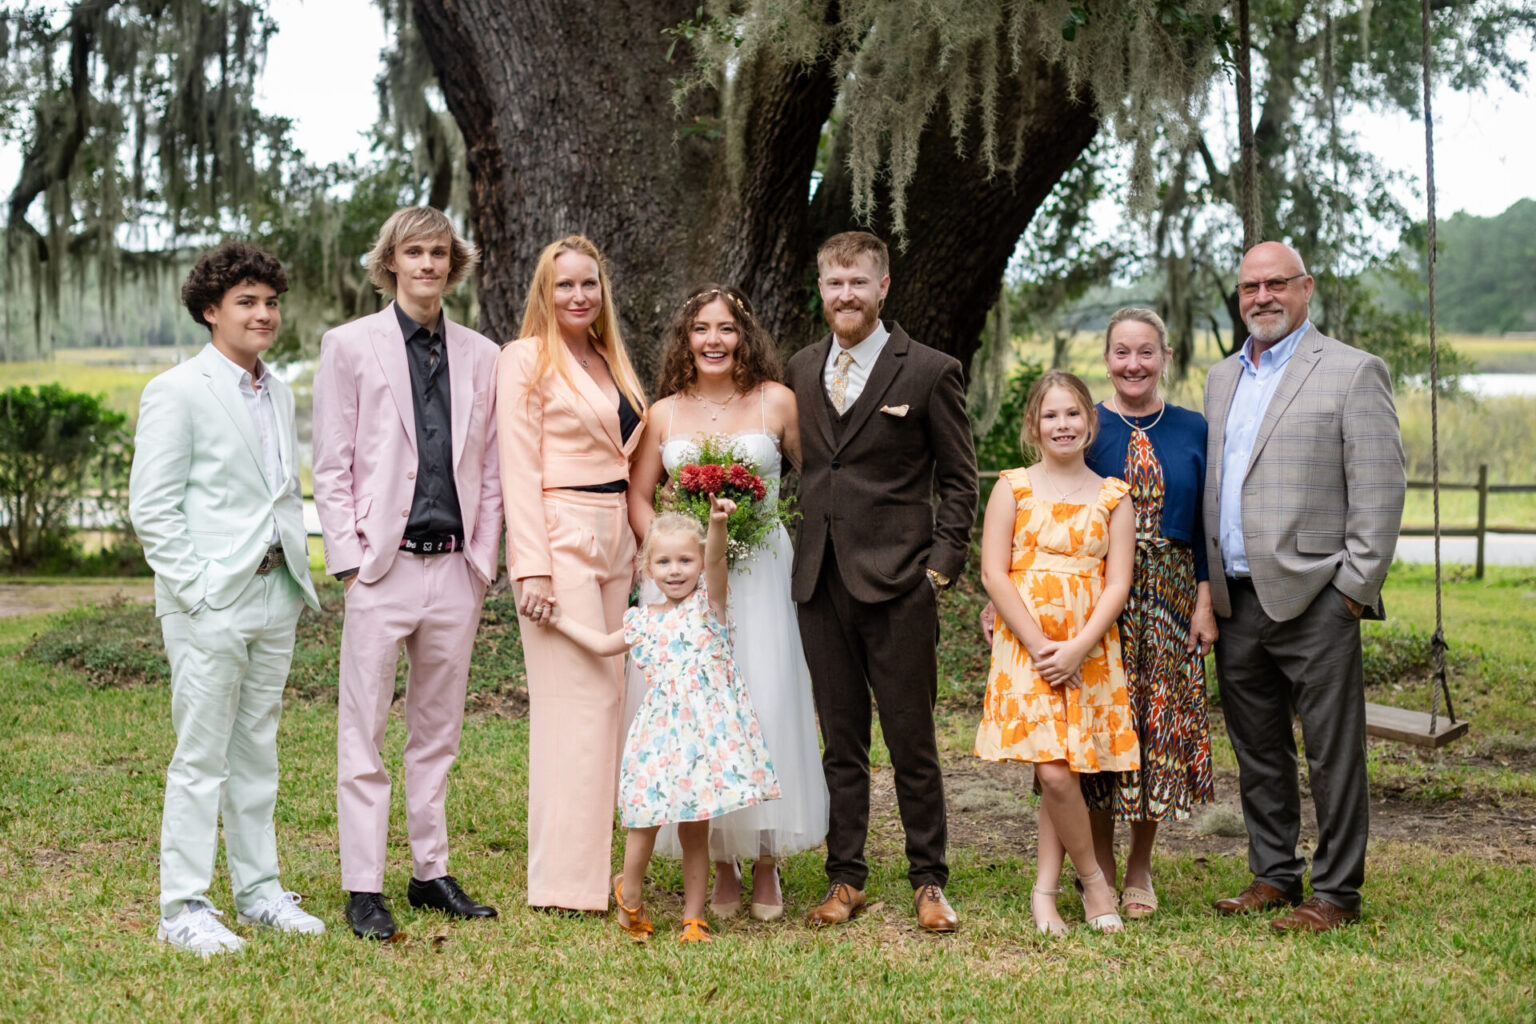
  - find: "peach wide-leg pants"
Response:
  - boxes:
[337,551,486,892]
[518,490,634,910]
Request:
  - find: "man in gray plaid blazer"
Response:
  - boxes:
[1202,241,1405,932]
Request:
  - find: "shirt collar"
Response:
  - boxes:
[209,343,270,389]
[394,301,445,344]
[832,319,890,369]
[1239,318,1310,374]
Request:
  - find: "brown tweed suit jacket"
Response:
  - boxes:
[787,322,978,605]
[1203,324,1406,623]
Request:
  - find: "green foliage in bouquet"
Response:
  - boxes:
[655,435,798,565]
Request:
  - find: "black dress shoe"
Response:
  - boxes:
[408,875,498,919]
[346,891,400,941]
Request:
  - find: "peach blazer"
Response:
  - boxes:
[496,337,644,580]
[312,304,504,585]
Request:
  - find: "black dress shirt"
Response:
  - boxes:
[396,304,464,538]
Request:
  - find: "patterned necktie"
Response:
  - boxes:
[830,350,854,413]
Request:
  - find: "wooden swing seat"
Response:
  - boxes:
[1365,702,1469,749]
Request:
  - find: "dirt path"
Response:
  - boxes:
[0,581,154,618]
[864,754,1536,868]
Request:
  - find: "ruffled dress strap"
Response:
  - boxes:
[1001,466,1035,502]
[1098,475,1131,512]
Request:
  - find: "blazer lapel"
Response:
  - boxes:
[196,345,267,485]
[1205,357,1239,497]
[834,324,906,453]
[571,350,624,453]
[446,319,472,471]
[370,305,418,456]
[802,336,837,451]
[273,379,296,494]
[1245,326,1323,477]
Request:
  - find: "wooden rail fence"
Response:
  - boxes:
[980,463,1535,579]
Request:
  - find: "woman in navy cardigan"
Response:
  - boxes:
[1079,308,1217,920]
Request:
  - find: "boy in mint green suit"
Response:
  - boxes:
[129,242,323,955]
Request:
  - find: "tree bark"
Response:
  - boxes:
[413,1,1100,387]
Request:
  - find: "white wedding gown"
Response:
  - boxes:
[624,421,829,860]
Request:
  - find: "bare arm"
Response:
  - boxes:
[979,483,1052,661]
[764,382,801,472]
[705,495,734,621]
[628,396,671,543]
[550,613,629,658]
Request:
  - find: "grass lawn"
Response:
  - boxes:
[2,570,1533,1023]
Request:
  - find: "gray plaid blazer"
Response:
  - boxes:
[1203,324,1406,623]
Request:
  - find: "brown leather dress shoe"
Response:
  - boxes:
[806,882,866,926]
[1271,896,1361,933]
[914,883,958,933]
[1214,880,1301,916]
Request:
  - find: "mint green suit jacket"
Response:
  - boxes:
[129,344,320,616]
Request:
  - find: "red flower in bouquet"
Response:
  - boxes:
[657,436,798,565]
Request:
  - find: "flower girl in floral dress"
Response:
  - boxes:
[548,495,779,943]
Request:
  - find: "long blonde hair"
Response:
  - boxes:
[519,235,647,413]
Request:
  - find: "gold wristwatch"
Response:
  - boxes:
[926,568,951,589]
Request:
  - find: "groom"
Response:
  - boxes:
[788,231,978,932]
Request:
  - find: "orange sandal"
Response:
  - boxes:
[612,874,653,941]
[679,918,712,943]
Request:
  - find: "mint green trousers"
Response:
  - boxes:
[158,570,304,917]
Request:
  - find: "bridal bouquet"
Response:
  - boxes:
[657,435,798,565]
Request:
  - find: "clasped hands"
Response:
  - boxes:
[1028,637,1086,691]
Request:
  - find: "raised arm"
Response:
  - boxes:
[705,495,734,621]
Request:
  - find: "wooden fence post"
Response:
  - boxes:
[1475,463,1488,580]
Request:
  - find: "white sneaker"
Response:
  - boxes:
[157,900,248,957]
[237,891,326,934]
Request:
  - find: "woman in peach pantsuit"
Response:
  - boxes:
[497,236,648,911]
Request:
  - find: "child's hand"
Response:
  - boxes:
[1032,638,1086,686]
[710,495,737,521]
[536,598,561,627]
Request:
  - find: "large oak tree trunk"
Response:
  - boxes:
[412,0,1100,388]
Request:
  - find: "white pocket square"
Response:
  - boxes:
[880,404,910,417]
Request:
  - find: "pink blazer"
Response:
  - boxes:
[496,337,643,580]
[313,304,503,585]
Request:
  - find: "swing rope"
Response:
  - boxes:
[1420,0,1456,733]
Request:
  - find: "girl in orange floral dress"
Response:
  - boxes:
[975,370,1138,934]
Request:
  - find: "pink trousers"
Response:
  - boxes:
[518,490,634,910]
[337,551,486,892]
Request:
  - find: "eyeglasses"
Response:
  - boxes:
[1237,273,1307,298]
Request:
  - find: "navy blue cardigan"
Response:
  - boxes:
[1085,401,1210,583]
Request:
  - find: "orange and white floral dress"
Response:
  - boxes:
[974,467,1140,773]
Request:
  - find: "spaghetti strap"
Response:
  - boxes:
[760,386,767,433]
[666,395,677,437]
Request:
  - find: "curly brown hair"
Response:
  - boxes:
[654,284,782,399]
[181,241,288,327]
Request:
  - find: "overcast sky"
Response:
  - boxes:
[4,1,1532,227]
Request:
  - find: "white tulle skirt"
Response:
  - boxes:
[623,525,829,860]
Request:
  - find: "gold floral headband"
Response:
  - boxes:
[691,287,752,323]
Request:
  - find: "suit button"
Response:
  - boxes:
[831,460,841,470]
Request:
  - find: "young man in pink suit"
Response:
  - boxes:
[313,207,503,940]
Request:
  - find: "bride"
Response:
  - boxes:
[627,284,829,921]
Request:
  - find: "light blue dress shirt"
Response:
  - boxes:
[1219,320,1310,577]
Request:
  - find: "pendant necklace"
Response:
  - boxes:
[693,389,738,422]
[1035,464,1090,502]
[1110,394,1165,434]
